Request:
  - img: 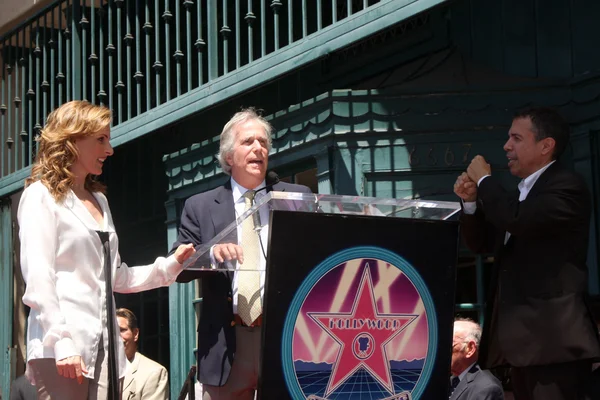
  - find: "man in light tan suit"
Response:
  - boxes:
[117,308,169,400]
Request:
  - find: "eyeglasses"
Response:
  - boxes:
[452,341,467,351]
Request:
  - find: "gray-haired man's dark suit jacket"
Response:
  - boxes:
[171,178,311,386]
[449,364,504,400]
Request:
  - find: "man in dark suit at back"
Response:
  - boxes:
[9,375,36,400]
[171,108,311,400]
[583,301,600,400]
[449,318,503,400]
[454,107,600,400]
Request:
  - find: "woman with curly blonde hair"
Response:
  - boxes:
[18,101,194,400]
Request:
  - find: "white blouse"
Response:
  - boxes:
[18,181,183,381]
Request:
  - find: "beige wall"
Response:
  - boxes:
[0,0,54,37]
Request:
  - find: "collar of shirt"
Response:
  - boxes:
[517,160,555,201]
[457,362,476,382]
[126,351,137,368]
[231,177,266,205]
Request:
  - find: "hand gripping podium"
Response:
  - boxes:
[182,192,461,400]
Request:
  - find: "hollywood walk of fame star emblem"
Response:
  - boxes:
[308,265,418,397]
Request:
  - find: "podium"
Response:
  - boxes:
[183,192,461,400]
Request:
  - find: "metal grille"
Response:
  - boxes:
[0,0,382,178]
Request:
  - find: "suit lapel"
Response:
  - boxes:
[62,190,116,234]
[210,181,236,281]
[450,364,480,400]
[62,190,103,231]
[501,188,521,248]
[523,161,559,200]
[92,191,116,233]
[502,162,559,248]
[451,378,468,400]
[211,180,236,233]
[123,353,140,393]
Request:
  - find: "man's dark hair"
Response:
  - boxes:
[513,107,570,159]
[116,307,138,331]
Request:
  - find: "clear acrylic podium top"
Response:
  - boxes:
[182,191,461,271]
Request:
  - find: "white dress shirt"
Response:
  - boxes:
[19,181,183,382]
[514,160,556,201]
[126,351,137,374]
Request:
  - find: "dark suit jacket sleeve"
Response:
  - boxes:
[281,183,312,195]
[460,206,497,255]
[478,174,589,238]
[298,185,314,207]
[172,197,203,250]
[478,384,504,400]
[172,197,215,283]
[300,185,312,194]
[9,376,36,400]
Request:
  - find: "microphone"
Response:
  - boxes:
[254,171,280,196]
[251,171,280,232]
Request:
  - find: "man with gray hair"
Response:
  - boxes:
[449,318,504,400]
[172,108,311,399]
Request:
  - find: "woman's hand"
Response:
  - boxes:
[174,243,196,264]
[56,355,88,384]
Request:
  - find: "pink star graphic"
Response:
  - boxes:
[308,266,417,396]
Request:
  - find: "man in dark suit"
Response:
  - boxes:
[582,302,600,400]
[454,107,600,400]
[9,375,36,400]
[172,108,311,400]
[449,318,503,400]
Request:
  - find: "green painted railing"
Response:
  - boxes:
[0,0,385,179]
[0,199,14,400]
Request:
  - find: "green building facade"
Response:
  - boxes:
[2,0,600,397]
